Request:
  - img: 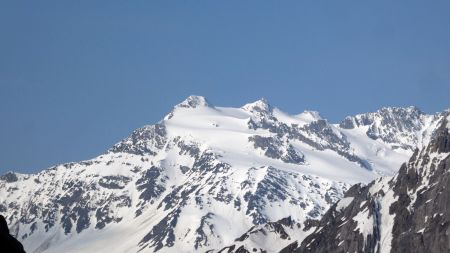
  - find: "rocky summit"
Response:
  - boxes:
[0,96,447,253]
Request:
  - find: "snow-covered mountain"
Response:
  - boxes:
[282,111,450,253]
[0,96,445,253]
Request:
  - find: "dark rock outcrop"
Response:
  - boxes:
[283,115,450,253]
[0,215,26,253]
[1,172,19,183]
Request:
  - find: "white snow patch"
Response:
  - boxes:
[352,208,373,236]
[336,197,354,212]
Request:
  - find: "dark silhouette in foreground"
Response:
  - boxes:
[0,215,26,253]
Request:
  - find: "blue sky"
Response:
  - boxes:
[1,1,449,174]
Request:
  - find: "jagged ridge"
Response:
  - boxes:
[0,96,446,253]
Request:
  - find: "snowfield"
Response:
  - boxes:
[0,96,446,253]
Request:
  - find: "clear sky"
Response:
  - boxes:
[1,1,449,175]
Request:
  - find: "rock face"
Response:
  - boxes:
[0,215,26,253]
[339,106,437,150]
[0,96,446,253]
[285,113,450,253]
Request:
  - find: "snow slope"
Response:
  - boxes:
[284,112,450,253]
[0,96,445,253]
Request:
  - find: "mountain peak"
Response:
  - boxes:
[296,110,322,122]
[288,110,450,253]
[176,95,212,109]
[340,106,425,129]
[165,95,214,120]
[242,98,272,113]
[378,105,423,115]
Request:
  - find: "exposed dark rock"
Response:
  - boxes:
[95,206,113,229]
[194,212,215,249]
[286,115,450,253]
[1,104,447,253]
[139,209,181,252]
[179,165,190,174]
[282,145,305,164]
[249,136,283,159]
[98,175,131,189]
[110,123,167,155]
[245,167,292,225]
[248,136,304,164]
[135,166,167,215]
[0,215,26,253]
[177,140,201,158]
[237,217,296,242]
[279,241,299,253]
[247,111,372,170]
[219,216,302,253]
[339,106,428,150]
[1,172,18,183]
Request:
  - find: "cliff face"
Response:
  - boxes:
[283,114,450,253]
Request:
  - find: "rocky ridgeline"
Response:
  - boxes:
[0,96,446,253]
[283,113,450,253]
